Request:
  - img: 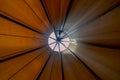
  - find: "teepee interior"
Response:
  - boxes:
[0,0,120,80]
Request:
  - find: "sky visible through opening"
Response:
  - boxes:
[48,32,70,52]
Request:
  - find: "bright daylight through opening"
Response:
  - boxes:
[48,32,70,52]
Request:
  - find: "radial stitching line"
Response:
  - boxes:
[40,0,58,39]
[75,31,120,38]
[60,0,73,32]
[35,49,55,80]
[36,50,52,80]
[0,44,47,63]
[58,43,64,80]
[49,52,55,80]
[0,13,48,38]
[36,48,58,80]
[0,34,41,39]
[60,43,101,80]
[23,0,50,32]
[8,47,49,79]
[61,3,120,39]
[0,41,45,59]
[78,42,120,50]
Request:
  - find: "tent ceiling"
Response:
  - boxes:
[0,0,120,80]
